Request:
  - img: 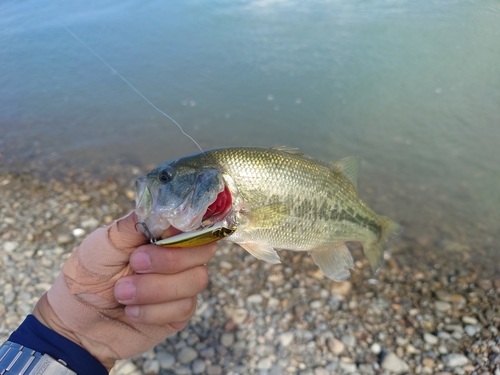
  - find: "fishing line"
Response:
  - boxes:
[63,27,206,155]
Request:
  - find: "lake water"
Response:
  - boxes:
[1,0,499,263]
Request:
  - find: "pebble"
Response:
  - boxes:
[57,234,73,245]
[220,332,235,347]
[192,358,206,374]
[443,354,469,367]
[381,352,409,374]
[206,365,222,375]
[341,334,357,347]
[3,241,18,252]
[157,352,175,369]
[329,338,345,354]
[178,347,198,363]
[257,357,273,370]
[142,359,159,374]
[314,368,329,375]
[279,332,294,347]
[2,171,498,375]
[330,281,353,296]
[339,357,357,373]
[434,301,452,311]
[370,343,382,355]
[423,333,439,345]
[464,325,480,336]
[71,228,85,237]
[247,294,264,304]
[462,316,478,325]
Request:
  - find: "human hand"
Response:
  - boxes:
[32,212,217,370]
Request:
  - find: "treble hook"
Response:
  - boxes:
[135,221,156,244]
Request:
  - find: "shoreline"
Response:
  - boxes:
[1,170,499,374]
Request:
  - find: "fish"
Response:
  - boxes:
[134,147,401,281]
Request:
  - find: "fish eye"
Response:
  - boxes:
[159,166,174,183]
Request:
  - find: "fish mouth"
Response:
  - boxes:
[201,185,233,228]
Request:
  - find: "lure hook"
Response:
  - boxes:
[135,221,156,244]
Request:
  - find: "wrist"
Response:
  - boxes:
[33,294,117,371]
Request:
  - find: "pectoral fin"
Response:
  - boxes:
[238,241,281,264]
[310,243,355,281]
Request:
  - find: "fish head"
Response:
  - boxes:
[135,156,232,238]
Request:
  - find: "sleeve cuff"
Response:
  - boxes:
[8,315,108,375]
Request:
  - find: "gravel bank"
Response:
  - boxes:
[1,170,499,375]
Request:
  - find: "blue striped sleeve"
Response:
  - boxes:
[8,315,108,375]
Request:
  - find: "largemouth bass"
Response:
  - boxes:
[135,147,400,281]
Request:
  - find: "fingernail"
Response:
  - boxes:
[130,252,151,273]
[115,281,136,302]
[125,305,140,319]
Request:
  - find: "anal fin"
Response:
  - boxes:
[238,242,281,264]
[310,243,354,282]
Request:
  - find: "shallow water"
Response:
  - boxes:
[1,0,499,262]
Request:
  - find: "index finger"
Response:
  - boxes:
[129,242,217,274]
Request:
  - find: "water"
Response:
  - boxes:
[1,0,499,262]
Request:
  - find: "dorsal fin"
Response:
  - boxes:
[330,156,360,189]
[272,146,311,158]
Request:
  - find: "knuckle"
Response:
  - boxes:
[179,297,197,317]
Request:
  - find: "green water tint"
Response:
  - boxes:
[1,0,499,264]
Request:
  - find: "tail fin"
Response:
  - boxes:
[363,216,401,274]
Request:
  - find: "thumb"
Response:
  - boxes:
[62,211,148,300]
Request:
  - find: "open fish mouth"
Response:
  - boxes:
[200,185,233,228]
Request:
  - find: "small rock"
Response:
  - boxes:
[192,359,206,374]
[423,333,438,345]
[220,332,234,347]
[331,281,353,296]
[230,308,248,324]
[310,300,323,309]
[464,325,480,336]
[71,228,85,237]
[247,294,263,304]
[370,343,382,355]
[142,359,160,374]
[434,301,452,311]
[279,332,294,347]
[314,368,329,375]
[81,218,99,228]
[178,347,198,364]
[339,357,357,373]
[329,338,345,354]
[206,365,222,375]
[462,316,478,325]
[220,260,232,269]
[157,352,175,369]
[3,241,18,252]
[57,234,73,245]
[114,361,139,375]
[199,346,215,359]
[381,352,409,374]
[443,353,469,367]
[358,363,375,375]
[257,357,272,370]
[422,357,435,368]
[341,334,356,347]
